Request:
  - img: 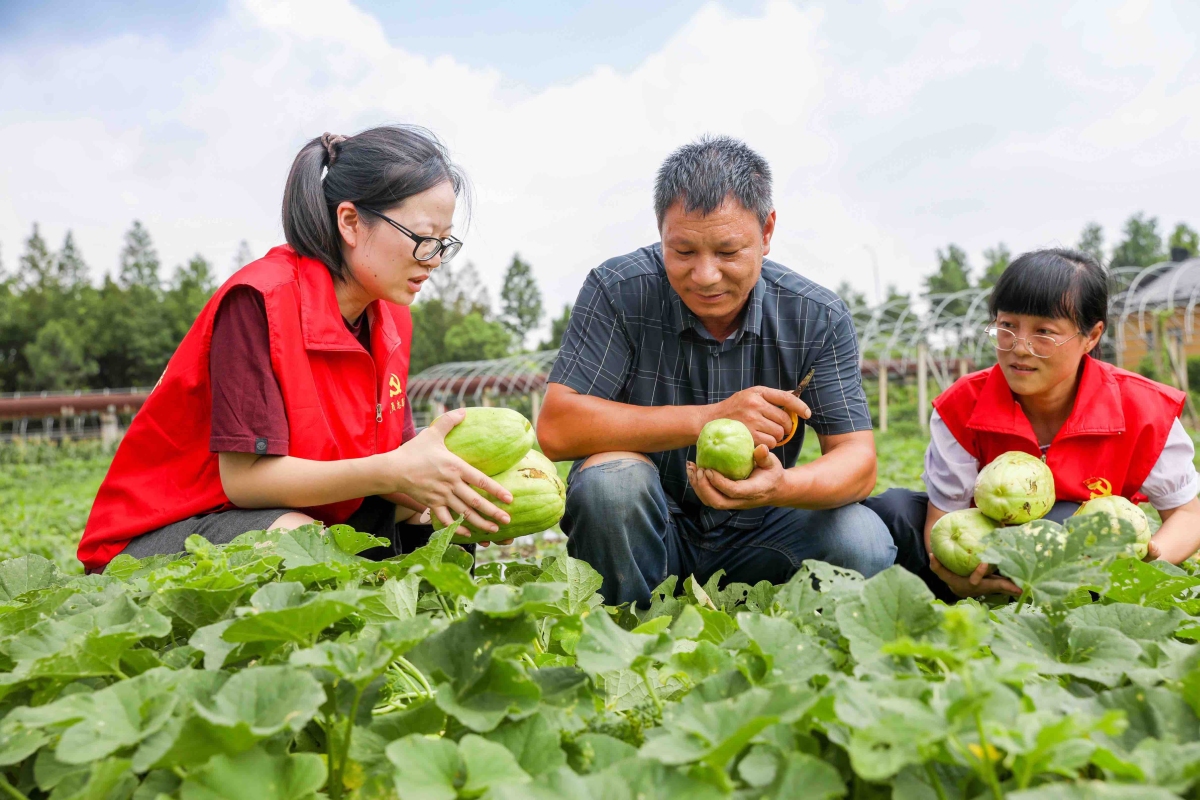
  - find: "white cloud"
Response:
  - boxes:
[1,0,1197,334]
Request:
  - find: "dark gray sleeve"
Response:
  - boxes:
[546,272,633,401]
[802,303,873,436]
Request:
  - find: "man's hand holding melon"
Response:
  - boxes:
[687,418,788,510]
[709,386,811,449]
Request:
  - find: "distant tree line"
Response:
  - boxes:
[836,214,1200,322]
[0,223,573,392]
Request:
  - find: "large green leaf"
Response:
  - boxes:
[1006,782,1180,799]
[435,657,542,732]
[1105,558,1200,608]
[983,516,1134,608]
[991,614,1144,686]
[357,574,421,623]
[472,582,567,618]
[640,683,816,770]
[193,665,326,741]
[0,554,63,601]
[737,613,835,684]
[834,566,940,664]
[221,582,360,644]
[386,733,461,800]
[52,667,182,763]
[1068,604,1187,642]
[537,556,604,615]
[484,712,567,777]
[180,747,326,800]
[574,611,662,676]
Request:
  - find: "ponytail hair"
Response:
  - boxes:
[282,125,468,280]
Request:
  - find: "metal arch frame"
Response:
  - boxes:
[407,350,560,411]
[1115,262,1174,354]
[405,262,1200,414]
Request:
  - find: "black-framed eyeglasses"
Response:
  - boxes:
[985,324,1080,359]
[358,206,462,264]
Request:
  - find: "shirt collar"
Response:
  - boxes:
[966,355,1125,440]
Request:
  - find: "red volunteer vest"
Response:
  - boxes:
[934,357,1185,506]
[79,245,414,570]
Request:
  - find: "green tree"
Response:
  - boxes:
[409,260,500,374]
[17,224,56,291]
[56,231,89,289]
[924,244,972,317]
[834,281,867,310]
[1077,222,1105,264]
[443,312,512,363]
[1169,223,1198,258]
[539,304,572,351]
[91,276,173,387]
[426,261,490,315]
[24,320,98,390]
[978,243,1011,289]
[500,254,543,348]
[165,254,217,342]
[119,220,161,290]
[1110,212,1165,268]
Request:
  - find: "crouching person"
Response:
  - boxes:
[537,136,895,606]
[78,126,512,573]
[864,248,1200,602]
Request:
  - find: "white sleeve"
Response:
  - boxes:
[921,409,980,512]
[1139,418,1200,510]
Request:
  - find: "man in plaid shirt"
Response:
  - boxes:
[539,136,894,605]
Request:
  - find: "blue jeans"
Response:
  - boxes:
[562,458,897,606]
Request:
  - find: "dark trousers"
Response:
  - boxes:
[562,458,896,607]
[861,488,1082,604]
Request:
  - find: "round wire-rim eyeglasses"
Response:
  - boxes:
[984,325,1080,359]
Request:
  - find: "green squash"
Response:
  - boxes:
[695,418,755,481]
[974,451,1055,524]
[929,508,1000,576]
[441,407,535,477]
[434,450,566,544]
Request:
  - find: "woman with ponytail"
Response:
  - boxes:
[79,126,512,571]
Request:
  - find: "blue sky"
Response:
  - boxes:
[1,0,1197,328]
[0,1,762,87]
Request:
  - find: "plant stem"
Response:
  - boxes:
[1012,591,1031,616]
[973,709,1005,800]
[329,692,362,800]
[924,763,950,800]
[0,775,30,800]
[395,656,433,698]
[637,668,663,716]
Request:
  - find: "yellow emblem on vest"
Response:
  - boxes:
[1084,477,1112,499]
[388,374,403,398]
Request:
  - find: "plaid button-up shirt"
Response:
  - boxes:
[548,242,872,533]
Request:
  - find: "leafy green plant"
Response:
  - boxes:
[0,508,1197,799]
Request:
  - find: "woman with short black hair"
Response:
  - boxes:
[80,126,511,571]
[866,248,1200,600]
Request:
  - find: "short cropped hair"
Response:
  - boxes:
[653,135,773,228]
[989,248,1109,332]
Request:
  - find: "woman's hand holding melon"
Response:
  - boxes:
[377,409,513,535]
[929,555,1022,599]
[710,387,811,449]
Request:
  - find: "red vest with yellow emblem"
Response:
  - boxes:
[78,246,413,570]
[934,356,1184,505]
